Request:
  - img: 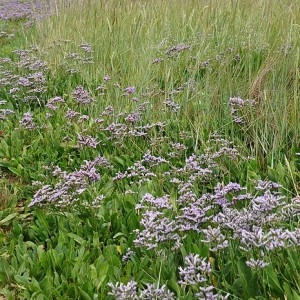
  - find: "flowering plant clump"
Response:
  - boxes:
[229,96,256,124]
[108,281,175,300]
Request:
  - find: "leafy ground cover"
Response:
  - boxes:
[0,0,299,299]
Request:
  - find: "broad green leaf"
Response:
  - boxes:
[0,257,13,284]
[14,274,30,286]
[283,282,294,300]
[67,233,85,245]
[167,278,181,297]
[292,289,300,300]
[34,209,50,235]
[264,264,283,295]
[97,261,109,288]
[77,286,92,300]
[0,213,19,225]
[8,166,22,176]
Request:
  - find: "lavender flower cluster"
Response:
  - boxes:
[0,48,48,110]
[124,137,299,272]
[29,155,111,207]
[108,281,175,300]
[0,0,51,22]
[229,96,256,124]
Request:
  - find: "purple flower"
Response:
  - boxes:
[72,85,94,105]
[139,284,175,299]
[229,96,256,124]
[123,86,136,94]
[108,281,138,300]
[79,43,93,53]
[201,226,229,252]
[19,112,36,129]
[103,75,111,81]
[196,286,229,300]
[165,44,190,56]
[125,113,141,123]
[77,133,100,148]
[178,254,212,286]
[134,210,181,250]
[245,258,269,269]
[0,109,14,120]
[65,108,80,119]
[164,99,180,112]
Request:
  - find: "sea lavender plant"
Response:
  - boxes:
[0,109,14,120]
[108,281,138,300]
[229,96,256,124]
[134,194,181,250]
[139,283,175,299]
[195,286,229,300]
[178,254,212,286]
[19,112,36,129]
[165,44,190,56]
[108,281,175,299]
[29,156,110,207]
[201,226,229,252]
[77,133,100,148]
[123,86,136,94]
[72,85,94,105]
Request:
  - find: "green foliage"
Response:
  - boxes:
[0,0,300,299]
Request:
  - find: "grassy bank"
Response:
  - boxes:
[0,0,299,299]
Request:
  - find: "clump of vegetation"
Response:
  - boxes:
[0,0,299,299]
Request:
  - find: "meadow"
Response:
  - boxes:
[0,0,299,299]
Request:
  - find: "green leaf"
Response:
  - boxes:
[97,261,109,288]
[14,274,30,286]
[292,289,300,300]
[0,213,19,225]
[0,257,13,284]
[34,209,50,235]
[232,278,243,296]
[264,264,283,295]
[167,278,181,297]
[113,232,125,239]
[8,166,22,177]
[67,233,85,245]
[283,282,294,300]
[77,286,92,300]
[236,257,254,298]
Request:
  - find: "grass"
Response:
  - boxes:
[0,0,300,299]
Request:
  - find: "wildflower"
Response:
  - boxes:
[77,133,100,148]
[125,113,141,123]
[178,254,212,286]
[65,108,80,119]
[19,112,36,129]
[124,86,136,94]
[0,109,14,120]
[152,57,164,64]
[196,286,229,300]
[139,284,175,300]
[108,281,138,300]
[201,226,229,252]
[79,43,93,53]
[164,99,180,112]
[134,194,181,250]
[229,96,256,124]
[122,248,135,263]
[103,75,111,81]
[245,258,269,269]
[165,44,190,56]
[72,85,94,105]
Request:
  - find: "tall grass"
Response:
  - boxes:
[30,0,300,160]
